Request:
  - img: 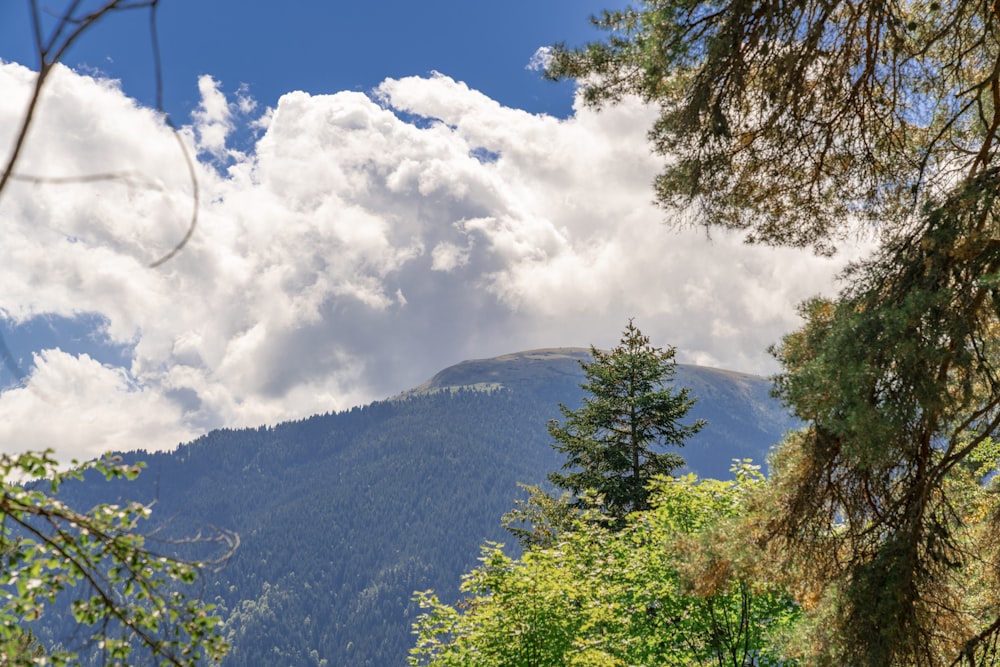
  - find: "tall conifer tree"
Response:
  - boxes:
[548,320,704,522]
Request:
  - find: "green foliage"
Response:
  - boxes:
[500,483,579,550]
[57,388,582,667]
[761,192,1000,663]
[551,1,1000,663]
[410,463,799,667]
[547,0,1000,252]
[42,359,792,667]
[548,321,704,522]
[0,450,231,666]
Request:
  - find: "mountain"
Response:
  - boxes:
[42,348,798,666]
[402,348,794,476]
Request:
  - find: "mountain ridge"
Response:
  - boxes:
[399,347,768,398]
[399,347,793,477]
[40,347,798,666]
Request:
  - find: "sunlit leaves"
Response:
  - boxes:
[410,466,799,666]
[0,449,232,666]
[548,0,1000,663]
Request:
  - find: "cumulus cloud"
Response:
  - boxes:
[431,240,470,272]
[191,75,234,160]
[0,350,197,462]
[526,46,554,72]
[0,61,857,461]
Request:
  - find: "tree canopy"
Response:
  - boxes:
[0,451,233,665]
[548,1,1000,664]
[547,320,704,522]
[761,212,1000,664]
[411,465,800,667]
[547,0,1000,252]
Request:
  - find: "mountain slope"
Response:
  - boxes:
[403,347,795,476]
[45,349,797,666]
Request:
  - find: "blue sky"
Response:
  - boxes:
[0,1,854,461]
[1,1,615,121]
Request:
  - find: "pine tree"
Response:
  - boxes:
[548,2,1000,661]
[548,320,704,522]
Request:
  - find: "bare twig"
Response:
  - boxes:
[1,0,198,270]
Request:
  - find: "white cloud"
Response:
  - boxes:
[0,350,197,462]
[526,46,554,72]
[192,75,234,161]
[431,240,470,272]
[0,61,858,461]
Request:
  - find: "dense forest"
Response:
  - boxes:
[25,349,794,665]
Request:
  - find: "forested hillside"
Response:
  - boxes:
[39,349,795,666]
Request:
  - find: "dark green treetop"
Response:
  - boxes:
[546,0,1000,253]
[548,320,704,521]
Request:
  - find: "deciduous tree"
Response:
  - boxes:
[0,451,234,665]
[410,465,799,667]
